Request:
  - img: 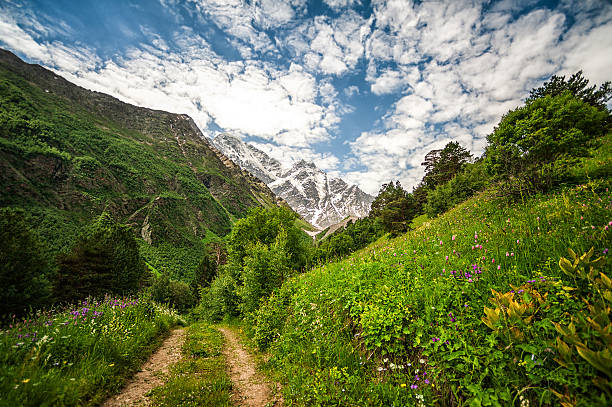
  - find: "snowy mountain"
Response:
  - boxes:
[212,134,374,229]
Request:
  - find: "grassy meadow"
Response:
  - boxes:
[0,296,183,406]
[251,156,611,405]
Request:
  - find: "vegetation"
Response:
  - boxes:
[0,50,279,281]
[312,217,384,263]
[55,212,148,303]
[0,296,182,406]
[200,72,611,406]
[197,206,309,320]
[252,177,611,406]
[486,92,608,195]
[1,47,611,406]
[526,70,611,111]
[149,274,197,314]
[0,208,51,317]
[149,323,232,406]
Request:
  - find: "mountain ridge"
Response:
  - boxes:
[212,133,374,229]
[0,48,284,280]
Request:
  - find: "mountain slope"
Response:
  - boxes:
[0,49,282,280]
[212,134,374,229]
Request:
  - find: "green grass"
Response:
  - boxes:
[251,175,611,405]
[149,322,232,406]
[0,296,183,406]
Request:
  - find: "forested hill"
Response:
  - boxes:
[0,48,283,280]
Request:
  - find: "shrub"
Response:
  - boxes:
[54,212,148,303]
[424,161,488,217]
[150,274,196,313]
[238,238,291,315]
[198,268,240,321]
[486,92,609,194]
[0,207,51,317]
[190,251,217,300]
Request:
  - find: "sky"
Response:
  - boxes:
[1,0,611,195]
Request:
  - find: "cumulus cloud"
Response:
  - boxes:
[2,0,611,196]
[287,11,370,76]
[347,0,612,193]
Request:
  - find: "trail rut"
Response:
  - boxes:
[219,327,281,407]
[102,328,186,407]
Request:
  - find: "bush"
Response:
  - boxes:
[0,207,51,317]
[190,251,217,300]
[486,92,609,194]
[238,238,291,315]
[54,212,148,303]
[149,274,196,313]
[198,268,240,321]
[424,161,488,217]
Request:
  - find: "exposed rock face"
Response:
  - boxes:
[212,134,374,229]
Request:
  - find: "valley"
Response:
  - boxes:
[1,17,611,407]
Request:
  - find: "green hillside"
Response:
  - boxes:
[248,135,612,405]
[0,49,282,280]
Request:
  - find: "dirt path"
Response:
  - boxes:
[102,328,186,407]
[218,327,281,407]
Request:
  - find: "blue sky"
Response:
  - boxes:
[1,0,611,194]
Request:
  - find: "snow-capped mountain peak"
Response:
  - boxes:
[212,134,373,229]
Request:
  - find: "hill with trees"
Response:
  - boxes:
[0,49,284,282]
[196,71,611,406]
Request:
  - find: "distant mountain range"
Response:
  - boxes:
[212,134,374,229]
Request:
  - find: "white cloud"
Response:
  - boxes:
[323,0,358,11]
[370,69,403,95]
[0,13,340,150]
[346,0,612,193]
[344,85,359,97]
[287,11,370,76]
[2,0,611,196]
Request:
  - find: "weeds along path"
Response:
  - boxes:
[218,327,281,407]
[102,328,186,407]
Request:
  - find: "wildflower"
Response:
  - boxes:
[604,248,609,255]
[497,265,501,270]
[506,252,509,257]
[401,383,406,388]
[22,379,30,383]
[452,235,456,240]
[492,258,495,263]
[424,379,430,384]
[411,384,418,389]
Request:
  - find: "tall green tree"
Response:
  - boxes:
[54,212,147,302]
[421,141,472,190]
[369,181,418,235]
[486,92,609,184]
[526,70,611,111]
[227,206,307,272]
[369,181,409,218]
[0,208,51,317]
[191,250,218,299]
[203,206,308,319]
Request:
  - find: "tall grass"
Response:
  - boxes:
[0,295,183,406]
[253,178,611,405]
